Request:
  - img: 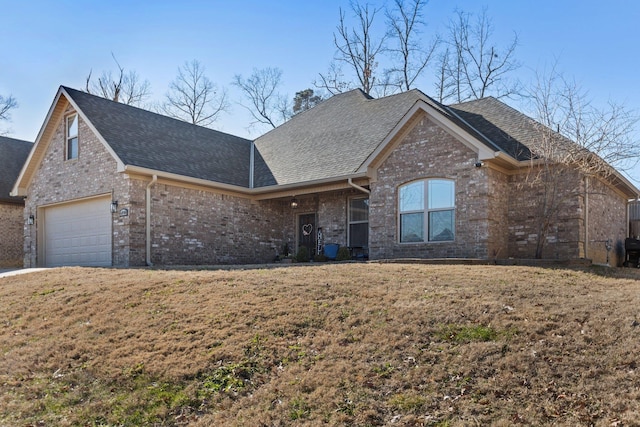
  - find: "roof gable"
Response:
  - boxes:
[253,89,429,186]
[0,136,32,203]
[14,85,636,199]
[62,87,253,187]
[449,97,639,197]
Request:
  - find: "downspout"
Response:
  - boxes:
[146,174,158,266]
[348,178,370,195]
[249,141,255,189]
[584,176,589,259]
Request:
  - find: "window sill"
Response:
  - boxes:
[398,240,455,245]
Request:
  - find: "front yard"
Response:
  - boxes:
[1,263,639,425]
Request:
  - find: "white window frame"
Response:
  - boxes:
[398,178,455,243]
[66,114,78,160]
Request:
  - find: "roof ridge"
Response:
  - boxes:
[0,135,33,145]
[61,86,252,142]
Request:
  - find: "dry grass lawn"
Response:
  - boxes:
[1,263,640,426]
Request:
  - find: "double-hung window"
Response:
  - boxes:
[66,114,78,160]
[399,179,455,243]
[348,197,369,248]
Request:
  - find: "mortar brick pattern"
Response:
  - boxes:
[149,184,287,265]
[24,107,130,267]
[369,113,490,260]
[506,168,582,260]
[587,177,627,266]
[0,203,24,267]
[486,168,509,259]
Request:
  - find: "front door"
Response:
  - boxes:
[297,213,316,259]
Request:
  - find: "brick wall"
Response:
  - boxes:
[0,203,24,267]
[586,176,628,266]
[486,167,509,259]
[24,105,130,267]
[148,184,288,265]
[369,112,490,260]
[506,166,583,260]
[113,176,147,266]
[291,189,367,254]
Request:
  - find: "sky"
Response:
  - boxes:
[1,0,639,182]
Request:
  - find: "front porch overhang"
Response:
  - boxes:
[123,164,371,201]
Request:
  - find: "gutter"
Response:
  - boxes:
[124,164,369,198]
[348,178,370,194]
[249,141,255,189]
[146,174,157,266]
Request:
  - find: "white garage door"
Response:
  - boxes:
[44,197,112,267]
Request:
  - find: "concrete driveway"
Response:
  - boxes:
[0,268,49,279]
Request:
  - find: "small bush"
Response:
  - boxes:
[296,246,310,262]
[314,254,328,262]
[336,246,351,261]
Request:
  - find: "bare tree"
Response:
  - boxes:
[85,54,151,106]
[434,47,456,103]
[162,60,228,127]
[0,94,17,134]
[314,62,351,96]
[520,66,639,258]
[437,8,521,103]
[318,2,387,96]
[385,0,440,92]
[233,67,289,129]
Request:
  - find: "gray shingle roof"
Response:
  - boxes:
[253,89,426,187]
[0,136,32,203]
[60,87,581,191]
[63,86,253,187]
[448,97,536,161]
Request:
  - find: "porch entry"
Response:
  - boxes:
[297,213,316,258]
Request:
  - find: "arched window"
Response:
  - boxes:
[399,179,455,243]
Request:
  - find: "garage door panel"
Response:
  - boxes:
[44,197,112,267]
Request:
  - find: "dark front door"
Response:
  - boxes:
[298,213,316,259]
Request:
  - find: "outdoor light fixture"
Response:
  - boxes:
[475,161,484,168]
[290,198,299,209]
[27,215,35,225]
[110,200,118,213]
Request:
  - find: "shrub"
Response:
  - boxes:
[314,254,328,262]
[336,246,351,261]
[296,246,310,262]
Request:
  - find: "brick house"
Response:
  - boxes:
[11,86,639,267]
[0,136,32,267]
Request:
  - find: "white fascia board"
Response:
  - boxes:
[11,89,65,196]
[61,88,126,172]
[123,164,369,199]
[357,99,500,175]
